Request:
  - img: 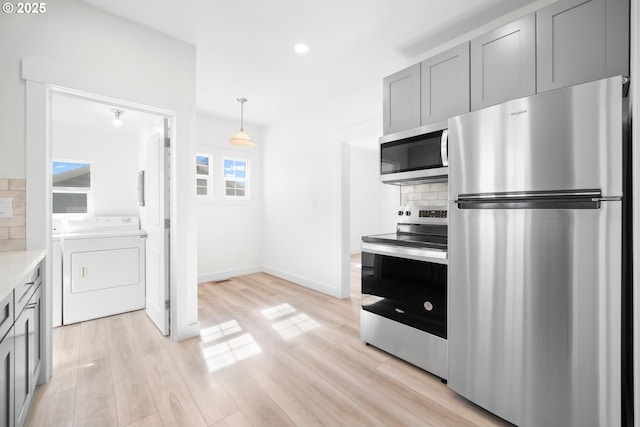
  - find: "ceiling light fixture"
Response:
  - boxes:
[229,98,254,147]
[111,109,124,127]
[294,43,309,54]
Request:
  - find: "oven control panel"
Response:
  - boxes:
[397,206,447,224]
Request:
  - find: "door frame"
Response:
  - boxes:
[23,58,200,384]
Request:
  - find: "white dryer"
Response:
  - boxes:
[56,217,146,325]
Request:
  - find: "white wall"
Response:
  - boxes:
[196,113,264,282]
[0,0,195,179]
[262,78,381,296]
[1,0,199,356]
[52,123,140,216]
[350,147,398,252]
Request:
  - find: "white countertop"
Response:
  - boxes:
[0,249,46,303]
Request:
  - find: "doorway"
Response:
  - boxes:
[50,92,171,334]
[338,118,399,298]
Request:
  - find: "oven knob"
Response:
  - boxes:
[405,211,411,216]
[398,210,404,216]
[424,301,433,311]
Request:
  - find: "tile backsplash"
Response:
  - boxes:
[0,178,26,251]
[400,182,448,208]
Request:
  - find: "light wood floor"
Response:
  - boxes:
[28,255,510,426]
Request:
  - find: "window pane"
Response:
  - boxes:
[197,178,208,187]
[225,180,236,190]
[236,189,245,197]
[52,192,88,213]
[52,162,91,188]
[224,159,235,178]
[196,187,208,196]
[225,188,235,196]
[234,161,246,179]
[196,156,209,175]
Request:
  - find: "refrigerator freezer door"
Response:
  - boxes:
[448,76,623,198]
[448,202,622,426]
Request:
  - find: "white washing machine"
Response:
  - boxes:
[53,216,146,325]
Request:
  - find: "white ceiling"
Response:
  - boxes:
[80,0,537,127]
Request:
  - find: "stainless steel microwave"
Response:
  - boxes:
[379,121,448,184]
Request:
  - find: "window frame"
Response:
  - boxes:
[223,157,250,200]
[196,153,212,198]
[51,159,94,216]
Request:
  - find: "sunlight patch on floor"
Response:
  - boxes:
[262,303,321,340]
[261,303,296,320]
[199,320,263,372]
[200,319,243,343]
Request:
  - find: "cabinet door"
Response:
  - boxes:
[29,287,41,388]
[421,42,470,125]
[0,328,14,427]
[471,13,536,110]
[383,63,421,134]
[537,0,629,92]
[14,308,33,427]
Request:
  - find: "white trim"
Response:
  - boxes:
[195,153,212,198]
[198,266,262,284]
[222,157,250,200]
[24,58,200,384]
[22,57,191,115]
[261,265,342,298]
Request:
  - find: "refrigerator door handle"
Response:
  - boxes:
[456,189,602,201]
[454,198,603,210]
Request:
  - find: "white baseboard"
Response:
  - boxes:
[198,265,341,299]
[261,265,341,298]
[198,266,261,284]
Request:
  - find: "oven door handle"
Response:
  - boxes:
[361,242,448,265]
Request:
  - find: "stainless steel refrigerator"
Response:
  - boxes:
[447,76,631,427]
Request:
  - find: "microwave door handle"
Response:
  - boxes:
[441,130,448,166]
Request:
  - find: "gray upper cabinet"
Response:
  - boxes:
[470,13,536,110]
[420,42,470,124]
[536,0,629,93]
[383,63,421,135]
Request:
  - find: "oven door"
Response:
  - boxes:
[361,242,447,339]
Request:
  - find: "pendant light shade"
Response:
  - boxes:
[229,97,255,147]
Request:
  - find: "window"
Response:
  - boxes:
[52,161,92,214]
[196,154,211,197]
[224,158,249,198]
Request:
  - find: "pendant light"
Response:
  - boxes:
[229,97,255,147]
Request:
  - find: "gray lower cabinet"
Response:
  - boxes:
[537,0,629,93]
[0,327,14,427]
[420,42,470,124]
[14,300,32,427]
[383,63,421,134]
[470,13,536,110]
[14,285,40,427]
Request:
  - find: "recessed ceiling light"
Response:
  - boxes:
[294,43,309,54]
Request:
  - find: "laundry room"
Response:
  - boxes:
[50,93,169,330]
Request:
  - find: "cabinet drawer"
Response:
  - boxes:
[14,263,40,319]
[0,291,12,343]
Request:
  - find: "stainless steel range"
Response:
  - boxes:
[360,206,448,379]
